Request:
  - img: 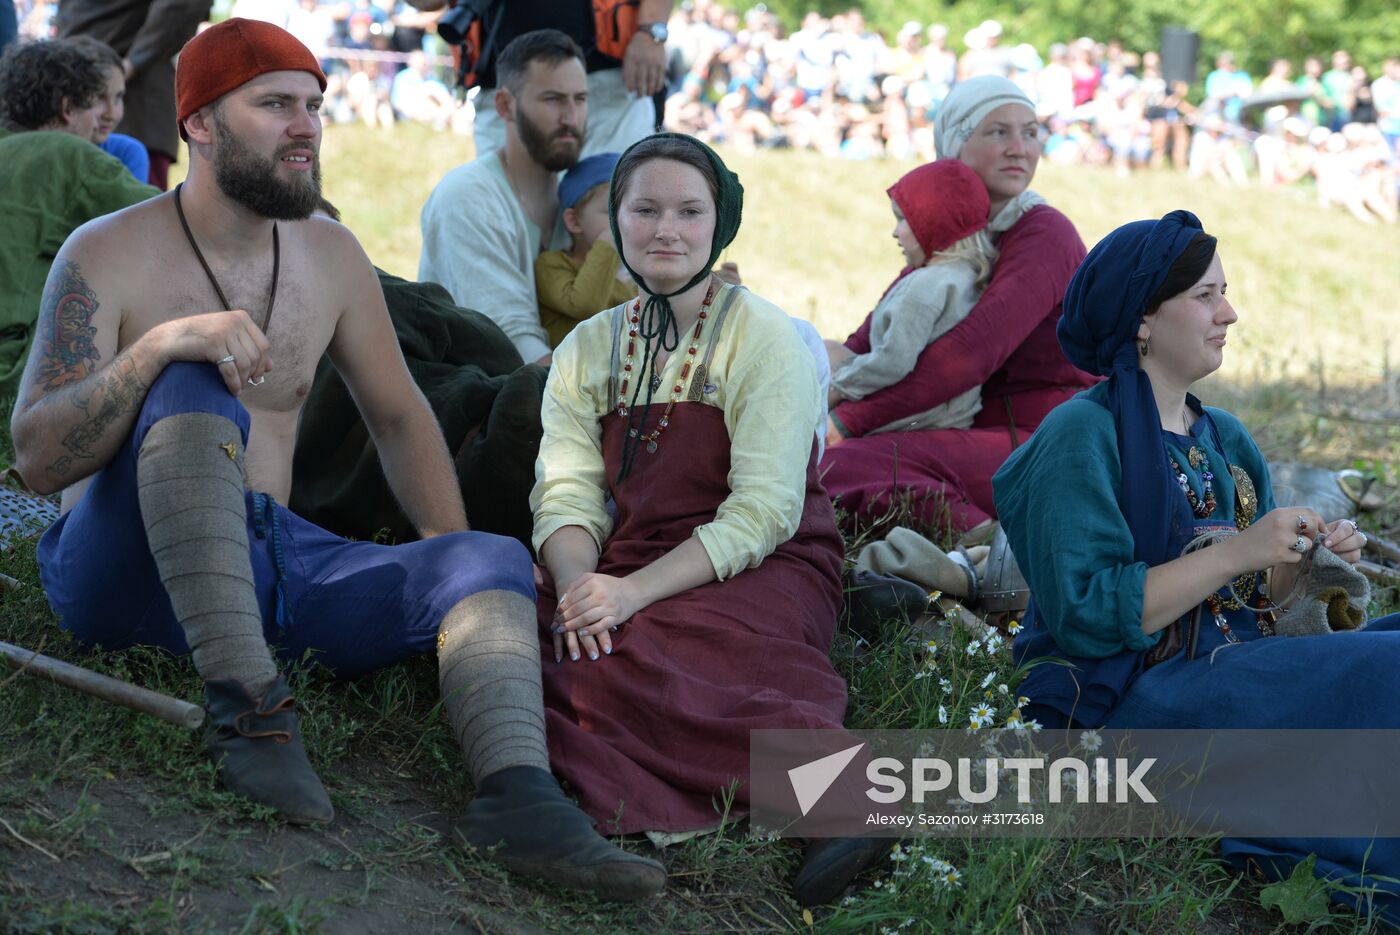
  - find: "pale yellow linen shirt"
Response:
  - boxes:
[531,283,821,581]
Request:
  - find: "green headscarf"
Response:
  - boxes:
[607,133,744,481]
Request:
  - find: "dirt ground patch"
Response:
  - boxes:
[0,760,576,934]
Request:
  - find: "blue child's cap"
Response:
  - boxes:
[559,152,621,210]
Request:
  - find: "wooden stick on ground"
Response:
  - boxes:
[0,640,204,731]
[1358,560,1400,586]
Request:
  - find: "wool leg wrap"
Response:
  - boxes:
[137,412,278,695]
[438,589,550,779]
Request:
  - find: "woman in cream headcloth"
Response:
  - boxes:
[822,75,1096,537]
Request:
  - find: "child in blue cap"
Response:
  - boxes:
[534,152,636,348]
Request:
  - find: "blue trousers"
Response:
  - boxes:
[38,363,534,678]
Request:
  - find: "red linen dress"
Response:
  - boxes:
[536,402,848,835]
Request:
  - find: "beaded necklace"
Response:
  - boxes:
[614,279,718,455]
[1175,440,1275,641]
[1170,444,1216,518]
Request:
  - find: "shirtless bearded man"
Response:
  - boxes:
[10,18,663,900]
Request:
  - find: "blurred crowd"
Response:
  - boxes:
[8,0,1397,221]
[662,1,1399,222]
[11,0,471,132]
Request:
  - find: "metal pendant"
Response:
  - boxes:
[649,374,662,393]
[646,440,658,454]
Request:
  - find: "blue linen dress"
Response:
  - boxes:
[994,382,1400,922]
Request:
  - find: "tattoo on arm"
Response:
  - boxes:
[35,259,102,392]
[46,354,149,477]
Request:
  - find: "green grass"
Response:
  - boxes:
[5,122,1398,932]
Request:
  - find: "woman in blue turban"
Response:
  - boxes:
[993,210,1400,921]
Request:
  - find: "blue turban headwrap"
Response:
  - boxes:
[1056,209,1207,571]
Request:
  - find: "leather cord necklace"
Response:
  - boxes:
[174,182,280,334]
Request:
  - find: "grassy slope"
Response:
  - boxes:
[3,123,1398,934]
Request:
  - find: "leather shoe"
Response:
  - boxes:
[204,676,334,825]
[845,570,930,641]
[454,765,666,901]
[792,836,894,906]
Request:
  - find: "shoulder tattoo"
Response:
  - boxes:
[35,259,103,391]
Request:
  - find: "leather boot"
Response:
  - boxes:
[792,837,894,906]
[453,765,666,901]
[845,570,931,642]
[203,676,335,825]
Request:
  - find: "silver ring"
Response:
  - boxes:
[1359,531,1368,547]
[247,376,265,386]
[216,354,237,365]
[1296,514,1308,532]
[1291,535,1309,554]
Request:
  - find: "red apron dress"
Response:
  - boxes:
[536,402,848,834]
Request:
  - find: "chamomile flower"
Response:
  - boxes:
[942,867,962,886]
[972,702,996,724]
[1080,729,1103,753]
[984,633,1005,653]
[938,704,948,724]
[938,677,952,694]
[1007,619,1023,635]
[913,655,939,680]
[980,671,996,689]
[965,641,980,657]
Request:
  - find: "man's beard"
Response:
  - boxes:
[211,113,322,221]
[516,105,582,172]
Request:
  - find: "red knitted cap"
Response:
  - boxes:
[886,159,990,258]
[176,18,328,140]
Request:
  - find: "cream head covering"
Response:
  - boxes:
[933,75,1035,160]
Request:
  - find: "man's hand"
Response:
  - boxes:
[622,29,666,96]
[151,310,272,395]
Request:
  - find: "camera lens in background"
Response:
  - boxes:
[438,5,473,46]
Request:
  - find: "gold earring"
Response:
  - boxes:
[1139,336,1151,357]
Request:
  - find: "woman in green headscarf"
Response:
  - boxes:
[529,133,876,902]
